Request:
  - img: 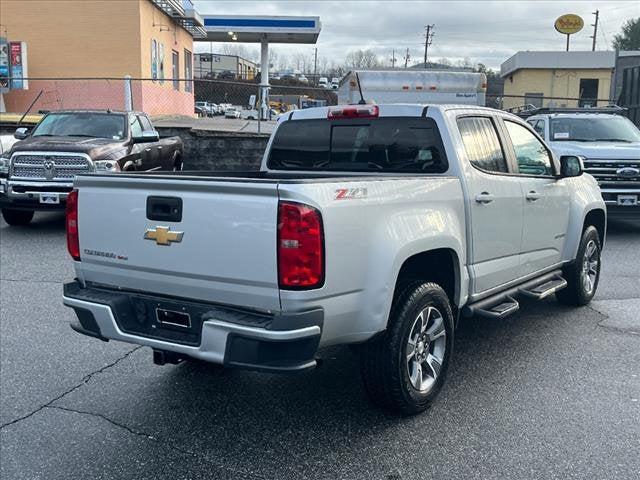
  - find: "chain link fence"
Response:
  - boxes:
[1,77,339,124]
[3,77,634,127]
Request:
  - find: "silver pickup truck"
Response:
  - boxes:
[63,104,605,414]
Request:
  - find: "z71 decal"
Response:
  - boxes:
[335,188,368,200]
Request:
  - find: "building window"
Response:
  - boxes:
[184,49,192,93]
[524,93,544,109]
[579,79,599,107]
[172,50,179,91]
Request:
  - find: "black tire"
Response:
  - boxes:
[359,282,454,415]
[556,225,601,306]
[1,208,34,226]
[173,155,183,172]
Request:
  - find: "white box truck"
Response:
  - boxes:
[337,70,487,106]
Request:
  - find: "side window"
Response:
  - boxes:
[129,115,143,138]
[532,120,545,137]
[138,115,153,132]
[504,120,553,176]
[457,117,508,173]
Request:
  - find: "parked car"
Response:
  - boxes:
[217,70,236,80]
[527,108,640,219]
[0,110,183,225]
[224,107,241,119]
[242,108,259,120]
[318,77,329,88]
[297,74,309,84]
[330,77,340,90]
[62,104,605,414]
[195,102,215,117]
[0,133,19,158]
[194,105,207,117]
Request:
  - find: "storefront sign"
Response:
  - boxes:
[0,37,9,91]
[9,41,28,90]
[554,14,584,35]
[151,39,158,80]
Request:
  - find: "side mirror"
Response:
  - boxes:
[559,155,584,178]
[132,130,159,143]
[14,127,29,140]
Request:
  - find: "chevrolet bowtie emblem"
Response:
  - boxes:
[144,226,184,246]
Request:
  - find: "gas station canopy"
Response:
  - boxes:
[200,15,321,43]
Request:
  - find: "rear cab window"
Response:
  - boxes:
[267,117,448,173]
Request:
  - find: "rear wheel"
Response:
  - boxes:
[1,208,34,226]
[556,226,601,306]
[359,282,454,415]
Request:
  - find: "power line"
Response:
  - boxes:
[404,48,411,68]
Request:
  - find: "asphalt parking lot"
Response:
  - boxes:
[1,212,639,480]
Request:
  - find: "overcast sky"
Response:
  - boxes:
[192,1,639,70]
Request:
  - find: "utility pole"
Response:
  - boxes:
[590,10,599,51]
[423,24,435,68]
[404,48,410,68]
[313,47,318,85]
[391,49,396,68]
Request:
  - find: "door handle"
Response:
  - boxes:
[144,147,152,152]
[157,146,163,149]
[475,192,495,204]
[526,191,541,201]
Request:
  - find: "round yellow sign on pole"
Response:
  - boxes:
[555,14,584,35]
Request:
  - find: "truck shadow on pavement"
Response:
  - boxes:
[62,294,616,479]
[0,211,65,232]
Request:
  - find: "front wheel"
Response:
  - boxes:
[2,208,34,226]
[556,225,602,306]
[359,282,454,415]
[172,155,183,172]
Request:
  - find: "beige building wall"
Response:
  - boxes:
[0,0,142,77]
[0,0,195,115]
[138,0,194,81]
[503,68,613,110]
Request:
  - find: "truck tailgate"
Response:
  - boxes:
[74,175,281,312]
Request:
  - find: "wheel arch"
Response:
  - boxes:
[122,160,136,171]
[391,248,462,318]
[583,208,606,247]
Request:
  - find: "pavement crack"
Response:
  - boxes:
[0,346,141,430]
[44,405,268,480]
[47,405,156,440]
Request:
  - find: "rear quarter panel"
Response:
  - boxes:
[278,177,467,346]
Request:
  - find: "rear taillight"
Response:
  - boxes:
[277,201,324,289]
[327,104,378,119]
[66,190,80,261]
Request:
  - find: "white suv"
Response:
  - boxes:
[527,111,640,219]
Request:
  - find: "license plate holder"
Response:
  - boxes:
[617,194,638,206]
[39,193,60,204]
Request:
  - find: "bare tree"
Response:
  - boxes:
[269,49,278,70]
[220,43,258,62]
[438,57,452,67]
[344,49,380,69]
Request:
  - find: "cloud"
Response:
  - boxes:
[192,1,639,69]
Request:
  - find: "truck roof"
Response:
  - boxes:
[283,103,515,121]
